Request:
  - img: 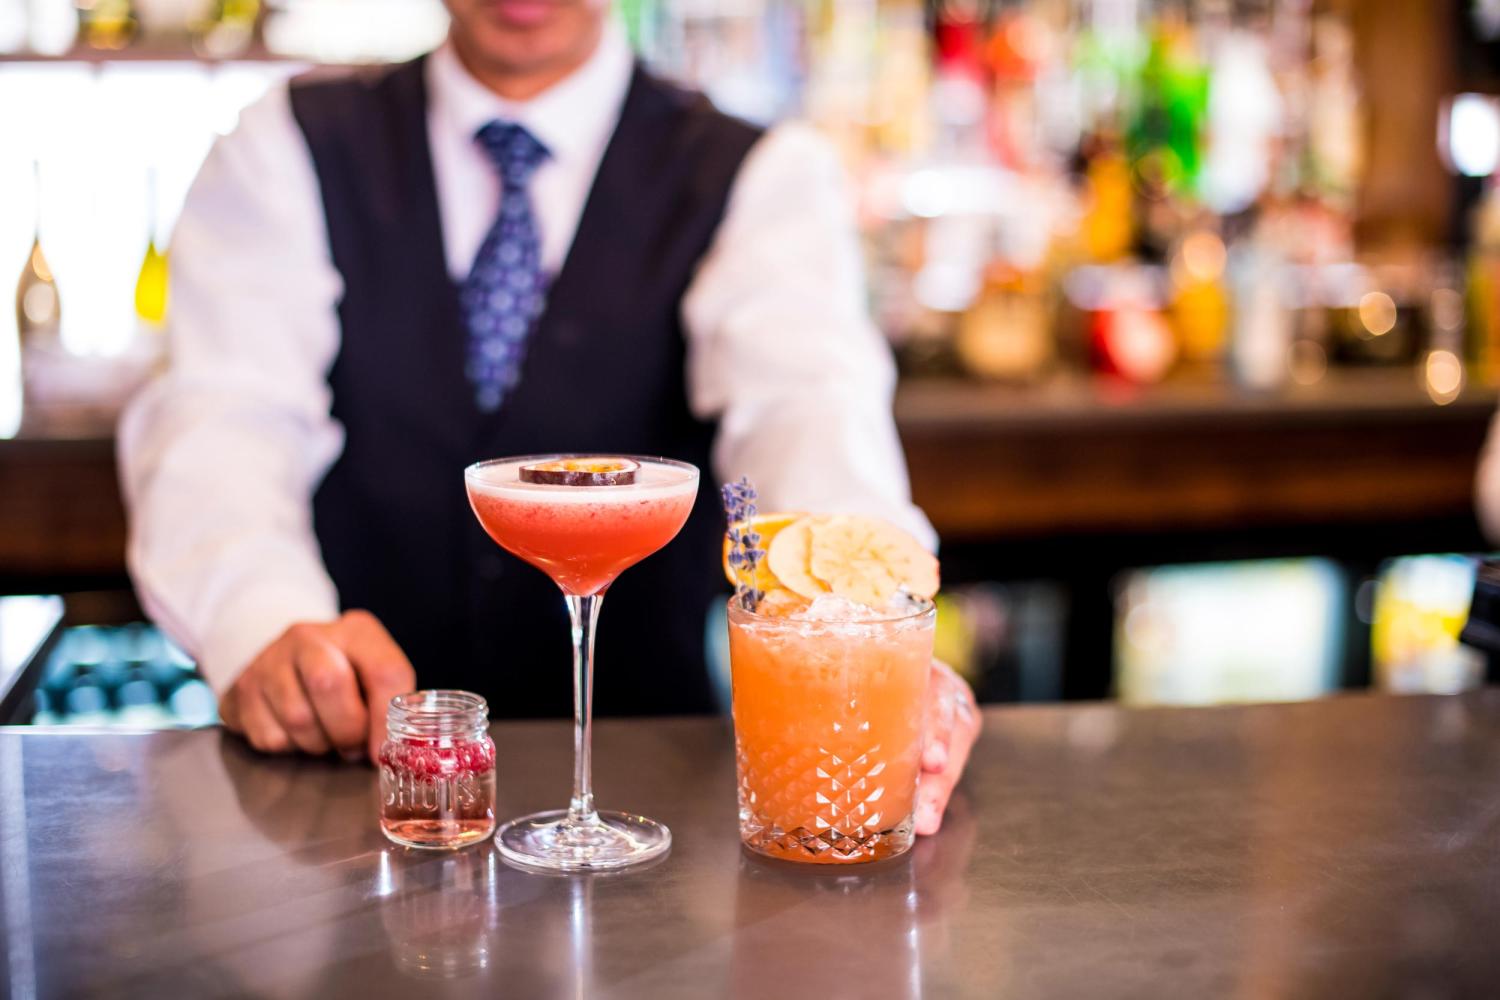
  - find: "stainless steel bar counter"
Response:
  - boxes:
[4,692,1500,998]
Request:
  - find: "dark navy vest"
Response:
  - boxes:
[288,58,762,718]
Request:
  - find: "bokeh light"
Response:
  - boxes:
[1424,349,1463,405]
[1357,291,1398,338]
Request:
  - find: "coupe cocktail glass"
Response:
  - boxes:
[464,455,699,871]
[727,594,935,863]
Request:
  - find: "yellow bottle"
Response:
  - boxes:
[81,0,138,50]
[135,169,169,327]
[134,237,169,326]
[1082,148,1133,263]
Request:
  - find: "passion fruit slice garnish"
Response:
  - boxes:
[519,457,640,487]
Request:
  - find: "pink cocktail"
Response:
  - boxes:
[464,455,699,871]
[467,458,696,595]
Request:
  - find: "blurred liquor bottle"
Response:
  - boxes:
[1090,288,1177,385]
[957,265,1052,382]
[1303,16,1362,209]
[81,0,139,50]
[9,0,76,53]
[14,237,59,341]
[1471,184,1500,384]
[192,0,260,57]
[135,169,170,328]
[0,0,23,52]
[1168,224,1229,371]
[870,0,931,158]
[135,238,169,328]
[1332,265,1419,369]
[797,0,934,167]
[1125,11,1209,260]
[19,0,78,54]
[16,164,61,346]
[1080,132,1133,263]
[928,0,991,159]
[1228,228,1293,390]
[1423,267,1466,405]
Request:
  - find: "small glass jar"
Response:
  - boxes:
[379,690,497,850]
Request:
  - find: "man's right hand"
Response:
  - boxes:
[217,609,415,762]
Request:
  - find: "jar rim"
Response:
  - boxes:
[386,690,489,739]
[388,690,488,717]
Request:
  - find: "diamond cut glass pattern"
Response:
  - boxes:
[727,598,936,864]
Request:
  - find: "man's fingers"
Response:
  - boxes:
[938,670,980,791]
[218,685,243,733]
[944,704,978,787]
[219,615,410,760]
[358,660,416,761]
[294,639,370,759]
[233,679,293,754]
[915,660,982,836]
[337,610,415,760]
[916,713,977,835]
[914,770,956,836]
[922,738,949,773]
[921,660,962,772]
[261,657,333,756]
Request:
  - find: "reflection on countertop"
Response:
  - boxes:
[3,697,1500,997]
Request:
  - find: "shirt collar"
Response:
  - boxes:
[426,18,634,164]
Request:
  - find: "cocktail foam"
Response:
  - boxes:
[466,456,697,505]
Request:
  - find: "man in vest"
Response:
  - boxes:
[120,0,978,834]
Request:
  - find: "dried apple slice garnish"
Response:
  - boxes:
[765,515,832,600]
[758,512,939,608]
[805,514,939,607]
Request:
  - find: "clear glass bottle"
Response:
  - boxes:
[379,690,496,850]
[16,162,60,344]
[25,0,79,56]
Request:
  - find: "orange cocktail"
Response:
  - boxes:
[727,595,935,864]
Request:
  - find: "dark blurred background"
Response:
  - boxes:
[3,0,1499,725]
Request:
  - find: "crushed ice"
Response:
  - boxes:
[788,592,921,622]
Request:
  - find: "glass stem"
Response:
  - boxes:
[565,592,602,826]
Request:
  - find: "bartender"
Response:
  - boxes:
[119,0,978,834]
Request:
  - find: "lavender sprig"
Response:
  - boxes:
[722,476,765,610]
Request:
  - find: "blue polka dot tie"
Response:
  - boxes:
[460,120,551,413]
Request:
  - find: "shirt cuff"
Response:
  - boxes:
[193,582,340,696]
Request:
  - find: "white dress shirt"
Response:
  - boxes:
[119,22,935,693]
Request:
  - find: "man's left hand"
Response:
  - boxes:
[915,659,981,836]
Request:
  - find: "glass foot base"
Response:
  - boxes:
[494,809,671,873]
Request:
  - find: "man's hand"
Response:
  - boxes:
[218,610,415,762]
[914,659,981,836]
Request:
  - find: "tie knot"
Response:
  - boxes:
[474,120,550,188]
